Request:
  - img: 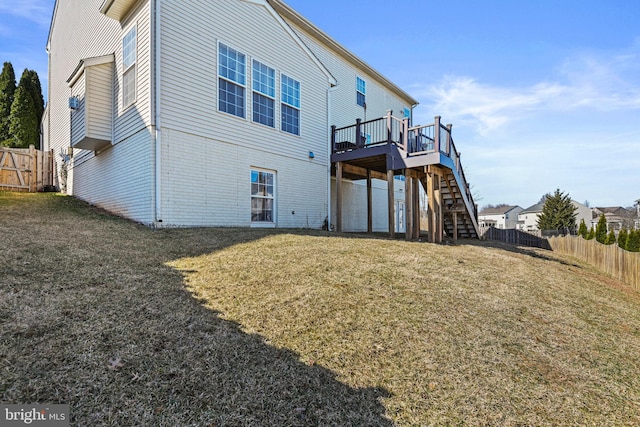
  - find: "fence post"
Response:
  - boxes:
[29,144,36,192]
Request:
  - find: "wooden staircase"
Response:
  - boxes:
[332,112,479,241]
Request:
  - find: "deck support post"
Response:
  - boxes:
[336,162,343,233]
[387,169,395,238]
[413,177,421,239]
[427,170,443,243]
[367,169,373,233]
[405,170,412,241]
[452,212,458,243]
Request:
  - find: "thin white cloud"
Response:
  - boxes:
[0,0,52,27]
[415,46,640,135]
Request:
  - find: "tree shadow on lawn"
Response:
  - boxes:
[0,195,393,426]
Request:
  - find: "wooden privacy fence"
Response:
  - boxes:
[548,235,639,291]
[0,145,54,192]
[482,227,552,249]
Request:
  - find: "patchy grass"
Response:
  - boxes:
[2,192,640,426]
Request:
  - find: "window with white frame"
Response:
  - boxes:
[252,60,275,127]
[281,74,300,135]
[122,26,137,108]
[251,169,275,223]
[218,43,246,118]
[356,77,366,107]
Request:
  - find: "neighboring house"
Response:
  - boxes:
[518,200,591,232]
[478,205,523,230]
[591,207,633,233]
[44,0,417,229]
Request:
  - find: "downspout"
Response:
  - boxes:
[153,0,162,225]
[326,84,338,232]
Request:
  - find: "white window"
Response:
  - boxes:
[281,74,300,135]
[356,77,366,107]
[218,43,246,118]
[251,169,275,223]
[252,60,275,127]
[122,26,137,108]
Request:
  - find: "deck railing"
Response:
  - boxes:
[332,111,408,153]
[331,112,477,217]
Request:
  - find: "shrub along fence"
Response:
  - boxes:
[548,235,639,291]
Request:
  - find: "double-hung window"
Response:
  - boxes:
[356,77,366,107]
[218,43,246,118]
[251,169,275,223]
[122,26,137,108]
[281,74,300,135]
[252,60,275,127]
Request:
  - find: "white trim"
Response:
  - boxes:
[250,167,277,226]
[240,0,336,86]
[67,54,115,87]
[122,24,138,109]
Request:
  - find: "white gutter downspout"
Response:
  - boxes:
[327,84,338,232]
[153,0,162,225]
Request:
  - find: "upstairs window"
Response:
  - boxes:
[281,74,300,135]
[122,26,137,108]
[252,60,275,127]
[356,77,366,107]
[218,43,246,118]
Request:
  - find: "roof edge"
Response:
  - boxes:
[267,0,418,106]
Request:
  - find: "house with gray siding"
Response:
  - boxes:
[45,0,417,229]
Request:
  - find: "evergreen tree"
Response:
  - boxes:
[0,62,16,143]
[8,85,38,148]
[25,70,44,125]
[628,229,640,253]
[585,227,595,240]
[618,228,629,250]
[536,189,577,233]
[595,213,608,244]
[605,230,616,245]
[578,219,588,239]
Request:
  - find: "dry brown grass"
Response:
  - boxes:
[2,192,640,426]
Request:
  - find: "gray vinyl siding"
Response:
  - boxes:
[290,24,414,129]
[157,0,331,227]
[85,63,113,141]
[70,74,86,146]
[47,0,153,222]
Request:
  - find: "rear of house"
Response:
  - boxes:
[45,0,420,229]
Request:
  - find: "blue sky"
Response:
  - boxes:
[1,0,639,209]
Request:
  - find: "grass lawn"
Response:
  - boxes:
[2,192,640,426]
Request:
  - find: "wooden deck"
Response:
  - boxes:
[331,112,479,241]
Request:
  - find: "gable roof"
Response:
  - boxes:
[268,0,418,106]
[521,202,545,214]
[479,205,521,216]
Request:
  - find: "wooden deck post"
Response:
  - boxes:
[387,169,395,238]
[413,177,421,239]
[367,169,373,233]
[453,212,458,243]
[434,173,443,243]
[426,169,443,243]
[434,116,441,153]
[405,170,412,241]
[336,161,343,233]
